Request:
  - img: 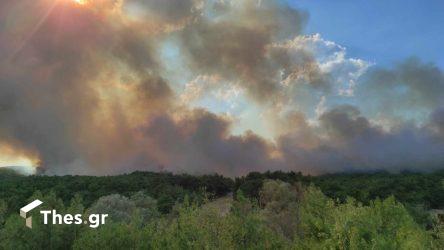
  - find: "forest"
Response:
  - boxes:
[0,168,443,249]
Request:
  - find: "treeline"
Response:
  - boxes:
[235,170,444,209]
[1,168,444,219]
[0,179,443,249]
[2,168,444,217]
[0,168,233,216]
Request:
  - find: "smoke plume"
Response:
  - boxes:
[0,0,443,175]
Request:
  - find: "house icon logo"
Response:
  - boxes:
[20,200,43,228]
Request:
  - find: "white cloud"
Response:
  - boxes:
[274,33,372,97]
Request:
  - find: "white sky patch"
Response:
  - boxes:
[180,74,274,137]
[183,76,244,109]
[180,75,217,103]
[160,39,193,92]
[232,104,274,139]
[315,95,327,118]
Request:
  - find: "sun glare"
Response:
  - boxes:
[73,0,87,5]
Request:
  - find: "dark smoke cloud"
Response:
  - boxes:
[277,105,444,173]
[178,0,315,102]
[125,0,197,23]
[138,109,279,176]
[429,107,444,139]
[0,0,172,174]
[357,58,444,121]
[319,105,380,142]
[0,0,443,176]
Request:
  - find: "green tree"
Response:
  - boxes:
[73,222,139,250]
[0,190,66,249]
[130,191,160,225]
[259,180,303,239]
[88,194,136,223]
[0,199,7,227]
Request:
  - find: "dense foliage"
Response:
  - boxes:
[0,169,233,216]
[0,169,443,249]
[235,170,444,209]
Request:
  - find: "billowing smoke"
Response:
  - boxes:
[356,58,444,123]
[0,0,443,176]
[277,105,444,174]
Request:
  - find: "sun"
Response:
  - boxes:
[73,0,88,5]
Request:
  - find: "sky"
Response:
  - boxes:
[0,0,443,176]
[292,0,444,68]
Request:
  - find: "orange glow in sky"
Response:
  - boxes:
[74,0,88,5]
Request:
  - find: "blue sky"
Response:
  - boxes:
[289,0,444,68]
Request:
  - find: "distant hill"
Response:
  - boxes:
[0,165,35,175]
[0,167,23,177]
